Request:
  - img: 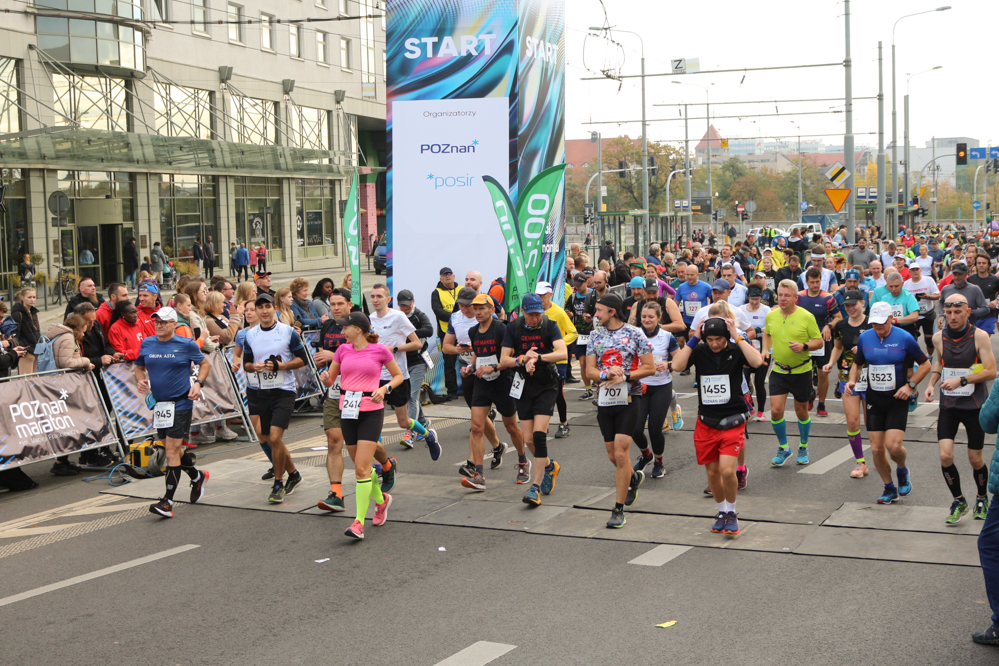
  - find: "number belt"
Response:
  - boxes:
[774,359,812,373]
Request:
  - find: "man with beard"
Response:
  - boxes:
[64,277,105,319]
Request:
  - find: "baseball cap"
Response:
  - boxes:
[396,289,414,305]
[534,281,553,295]
[712,279,731,292]
[629,276,645,289]
[151,306,177,322]
[643,278,659,291]
[754,270,767,278]
[868,301,894,325]
[843,289,864,305]
[456,287,478,305]
[597,293,624,315]
[253,271,271,281]
[582,268,595,277]
[572,273,588,286]
[439,266,453,276]
[762,247,773,254]
[702,317,729,338]
[521,293,544,314]
[908,262,922,270]
[629,260,645,268]
[254,293,275,305]
[951,261,969,274]
[471,293,491,306]
[845,269,861,280]
[138,283,159,295]
[334,311,371,332]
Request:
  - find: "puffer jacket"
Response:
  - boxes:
[979,379,999,495]
[46,323,90,370]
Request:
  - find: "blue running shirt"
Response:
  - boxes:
[854,326,927,394]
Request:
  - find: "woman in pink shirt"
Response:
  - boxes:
[321,311,404,541]
[248,245,258,273]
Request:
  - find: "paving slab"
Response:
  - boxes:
[415,499,569,532]
[461,480,612,508]
[823,501,984,536]
[298,495,460,523]
[794,526,981,567]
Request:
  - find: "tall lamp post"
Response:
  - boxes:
[672,80,713,238]
[590,26,648,249]
[904,66,943,227]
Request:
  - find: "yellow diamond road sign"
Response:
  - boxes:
[825,162,850,188]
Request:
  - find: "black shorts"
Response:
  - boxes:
[341,407,384,445]
[257,388,296,435]
[900,324,919,341]
[471,375,518,418]
[517,384,558,421]
[597,400,640,442]
[246,387,260,416]
[916,316,934,337]
[814,339,832,367]
[574,342,588,359]
[769,371,813,403]
[462,372,475,408]
[379,378,411,409]
[157,407,193,441]
[865,392,909,432]
[938,408,985,450]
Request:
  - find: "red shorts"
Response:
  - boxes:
[694,419,745,465]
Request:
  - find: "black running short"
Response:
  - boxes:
[341,407,384,445]
[258,388,296,435]
[597,401,640,442]
[156,407,193,441]
[246,387,260,416]
[938,408,985,450]
[574,341,588,359]
[462,372,475,409]
[471,375,518,418]
[379,378,410,409]
[516,384,557,421]
[864,391,909,432]
[769,371,813,404]
[916,316,934,338]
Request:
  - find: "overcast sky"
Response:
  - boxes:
[566,0,993,153]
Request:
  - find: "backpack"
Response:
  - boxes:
[33,334,56,373]
[0,315,16,338]
[124,439,167,478]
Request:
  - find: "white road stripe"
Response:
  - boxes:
[435,642,516,666]
[0,523,86,539]
[0,544,200,608]
[63,502,154,517]
[628,544,692,566]
[798,444,871,475]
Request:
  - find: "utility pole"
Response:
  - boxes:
[932,135,937,225]
[640,53,649,251]
[876,41,886,232]
[843,0,856,243]
[594,131,603,245]
[707,101,712,238]
[904,94,910,229]
[684,103,692,240]
[797,135,803,222]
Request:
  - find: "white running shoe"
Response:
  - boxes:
[215,425,239,440]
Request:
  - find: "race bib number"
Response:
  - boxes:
[476,354,500,382]
[153,401,175,429]
[260,369,285,389]
[509,373,525,399]
[700,375,730,405]
[420,350,435,370]
[891,304,903,319]
[918,297,934,314]
[327,376,341,400]
[576,334,590,347]
[459,351,475,366]
[598,384,629,406]
[868,364,896,392]
[766,278,775,291]
[684,300,701,317]
[810,342,826,357]
[942,367,974,397]
[245,369,259,389]
[752,338,762,351]
[855,367,868,392]
[341,390,362,420]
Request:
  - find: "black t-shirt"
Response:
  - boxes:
[833,316,871,380]
[315,318,347,355]
[692,340,751,419]
[469,319,506,359]
[501,316,563,389]
[622,296,641,323]
[969,274,999,306]
[631,296,671,328]
[566,291,594,335]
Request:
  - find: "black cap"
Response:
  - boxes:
[843,289,864,305]
[334,311,370,332]
[643,277,659,291]
[951,261,969,274]
[439,267,453,276]
[572,273,588,285]
[456,287,478,305]
[597,293,624,317]
[702,317,729,338]
[254,293,275,305]
[582,268,596,276]
[397,289,414,305]
[747,286,763,298]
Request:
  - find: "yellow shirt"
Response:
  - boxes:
[544,302,577,364]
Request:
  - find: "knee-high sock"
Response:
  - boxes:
[355,478,373,526]
[369,469,384,505]
[409,419,428,437]
[797,417,811,446]
[259,440,273,462]
[771,418,788,448]
[164,466,182,501]
[974,465,989,498]
[942,464,963,499]
[847,430,865,463]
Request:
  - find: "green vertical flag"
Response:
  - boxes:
[515,164,567,293]
[343,171,362,307]
[483,176,530,314]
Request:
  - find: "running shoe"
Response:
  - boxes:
[975,496,990,520]
[189,470,209,504]
[753,412,768,422]
[149,498,174,518]
[692,380,698,389]
[796,446,809,465]
[577,389,593,401]
[488,409,497,421]
[372,493,392,526]
[850,462,869,478]
[972,624,999,646]
[722,511,740,535]
[710,512,726,533]
[516,461,532,484]
[284,471,303,496]
[816,404,828,417]
[523,484,542,506]
[834,387,843,399]
[633,453,653,473]
[318,491,346,512]
[606,506,626,529]
[897,467,912,496]
[425,429,442,461]
[877,485,899,504]
[703,485,712,495]
[50,460,79,476]
[946,498,969,524]
[261,467,275,481]
[908,392,918,412]
[216,425,239,440]
[625,470,644,506]
[771,447,792,466]
[651,460,665,479]
[672,406,683,431]
[490,443,508,470]
[540,460,560,495]
[591,398,598,407]
[679,369,691,376]
[400,431,415,450]
[344,520,365,540]
[565,375,581,384]
[736,467,748,490]
[458,460,476,478]
[381,458,398,493]
[268,483,286,504]
[555,424,571,439]
[191,431,215,444]
[461,473,486,491]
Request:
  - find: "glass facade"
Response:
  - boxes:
[154,82,212,139]
[359,0,376,96]
[294,178,339,258]
[230,94,276,146]
[56,170,135,284]
[0,58,20,135]
[52,74,129,131]
[235,177,283,257]
[158,174,217,262]
[0,170,28,283]
[36,2,146,73]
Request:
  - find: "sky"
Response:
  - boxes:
[565,0,995,153]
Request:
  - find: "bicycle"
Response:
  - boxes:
[50,264,78,305]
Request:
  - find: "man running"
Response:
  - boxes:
[535,281,577,439]
[871,272,920,342]
[136,307,210,518]
[846,302,931,504]
[566,273,594,400]
[903,262,940,356]
[969,254,999,335]
[585,293,656,528]
[940,262,989,329]
[925,293,996,523]
[674,264,713,376]
[741,286,772,422]
[797,267,842,416]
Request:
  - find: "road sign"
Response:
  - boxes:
[971,147,988,160]
[800,201,808,211]
[824,188,852,213]
[47,190,70,217]
[50,216,68,228]
[736,203,745,215]
[974,200,982,210]
[744,200,757,213]
[868,187,878,201]
[720,139,729,148]
[919,187,926,199]
[992,147,999,159]
[671,59,686,74]
[825,162,850,187]
[857,186,867,199]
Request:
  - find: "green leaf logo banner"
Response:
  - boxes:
[514,164,567,293]
[343,172,363,307]
[483,176,530,313]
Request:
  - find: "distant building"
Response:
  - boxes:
[565,136,643,170]
[907,137,980,181]
[693,125,730,162]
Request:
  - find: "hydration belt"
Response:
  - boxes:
[774,358,812,373]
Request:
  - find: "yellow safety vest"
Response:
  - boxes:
[435,286,457,336]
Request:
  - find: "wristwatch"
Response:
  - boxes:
[194,379,204,387]
[960,376,969,387]
[385,384,394,395]
[907,380,917,389]
[392,346,398,354]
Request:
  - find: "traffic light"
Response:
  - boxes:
[647,155,657,176]
[618,160,627,178]
[917,206,929,218]
[956,142,968,166]
[994,158,999,172]
[712,211,718,222]
[741,212,749,222]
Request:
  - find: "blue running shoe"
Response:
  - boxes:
[710,512,726,533]
[897,467,912,496]
[425,429,442,461]
[908,392,918,412]
[796,446,809,465]
[633,454,652,473]
[672,405,683,431]
[877,485,899,504]
[540,460,560,495]
[722,511,740,535]
[771,447,792,466]
[651,460,666,479]
[522,484,542,507]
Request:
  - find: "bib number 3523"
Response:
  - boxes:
[153,401,175,429]
[868,364,896,392]
[598,384,628,407]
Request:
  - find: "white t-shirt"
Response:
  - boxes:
[642,329,678,387]
[740,304,771,351]
[913,256,934,274]
[875,275,887,288]
[728,282,749,308]
[691,303,753,339]
[904,277,940,316]
[370,308,416,380]
[719,258,745,278]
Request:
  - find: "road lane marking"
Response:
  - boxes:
[63,502,154,517]
[0,544,200,608]
[628,544,692,566]
[798,444,871,475]
[435,642,516,666]
[0,523,86,539]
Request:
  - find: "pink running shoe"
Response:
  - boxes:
[344,520,365,539]
[372,493,393,526]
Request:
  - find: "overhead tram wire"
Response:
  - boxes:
[583,109,847,126]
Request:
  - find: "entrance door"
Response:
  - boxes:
[99,223,122,286]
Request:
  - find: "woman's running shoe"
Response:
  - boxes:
[372,493,392,526]
[344,520,365,539]
[722,511,740,534]
[516,461,532,484]
[850,462,868,479]
[710,512,726,533]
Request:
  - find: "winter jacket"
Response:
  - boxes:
[235,247,249,267]
[108,318,146,360]
[205,312,243,347]
[137,304,159,338]
[123,240,140,273]
[249,248,258,266]
[405,307,435,368]
[192,242,204,262]
[47,323,90,371]
[982,381,999,495]
[151,246,167,272]
[80,320,113,370]
[190,311,217,353]
[64,293,105,320]
[0,343,19,378]
[95,301,115,332]
[11,301,40,351]
[291,298,322,328]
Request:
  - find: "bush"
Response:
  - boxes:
[173,261,200,277]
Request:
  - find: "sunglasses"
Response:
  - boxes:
[943,301,967,308]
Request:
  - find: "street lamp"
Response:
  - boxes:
[672,80,713,238]
[903,66,943,224]
[590,26,648,250]
[891,6,950,236]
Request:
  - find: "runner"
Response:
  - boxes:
[228,300,275,481]
[797,267,842,416]
[461,294,529,490]
[846,302,931,504]
[585,293,656,528]
[535,281,577,439]
[135,307,211,518]
[671,315,764,535]
[499,293,568,506]
[763,280,824,466]
[741,286,772,422]
[925,293,996,523]
[870,272,920,343]
[674,264,713,376]
[566,273,594,400]
[630,302,680,481]
[822,290,872,478]
[903,262,940,357]
[969,254,999,335]
[242,293,310,503]
[319,311,404,540]
[369,284,441,459]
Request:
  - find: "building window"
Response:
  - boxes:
[153,82,212,139]
[295,179,339,257]
[56,170,136,284]
[235,177,283,255]
[37,14,146,71]
[0,169,28,283]
[382,48,386,81]
[260,13,274,51]
[229,94,276,145]
[0,58,20,135]
[287,105,329,150]
[52,74,129,132]
[151,0,169,21]
[157,174,217,264]
[289,24,300,58]
[359,0,376,96]
[316,31,328,63]
[317,0,326,7]
[191,0,208,35]
[227,3,243,43]
[338,0,348,14]
[340,37,351,69]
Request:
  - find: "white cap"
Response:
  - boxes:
[868,301,893,325]
[151,306,178,322]
[534,281,553,295]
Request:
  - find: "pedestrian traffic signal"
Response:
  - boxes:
[994,158,999,172]
[712,211,718,222]
[740,212,749,222]
[956,143,968,166]
[647,155,657,176]
[618,160,627,178]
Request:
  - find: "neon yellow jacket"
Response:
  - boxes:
[544,303,577,365]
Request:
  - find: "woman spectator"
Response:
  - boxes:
[234,280,257,310]
[47,314,94,476]
[339,273,370,314]
[275,287,299,328]
[107,302,145,360]
[248,244,258,274]
[170,275,191,308]
[311,278,334,319]
[11,286,40,374]
[257,243,267,272]
[140,256,151,275]
[289,277,324,328]
[204,291,243,346]
[150,241,167,284]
